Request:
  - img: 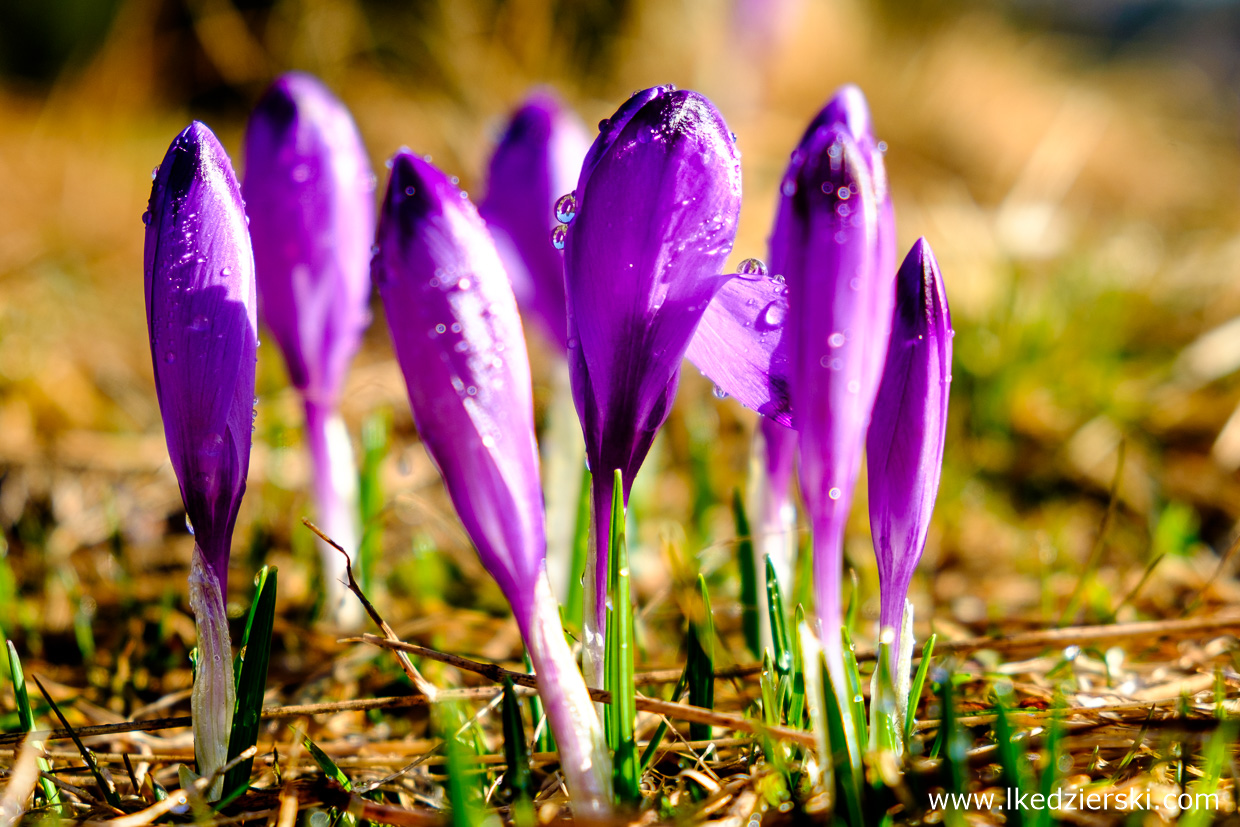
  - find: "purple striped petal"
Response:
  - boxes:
[373,151,543,615]
[144,121,258,593]
[243,72,374,409]
[685,271,792,424]
[867,238,952,648]
[480,91,590,351]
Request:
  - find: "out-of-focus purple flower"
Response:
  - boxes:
[867,238,951,672]
[562,85,743,679]
[373,151,611,817]
[777,85,895,688]
[480,91,589,351]
[244,72,373,411]
[243,73,373,625]
[144,120,257,798]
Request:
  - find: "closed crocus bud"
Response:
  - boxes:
[867,238,951,722]
[562,85,743,682]
[480,90,589,351]
[144,121,258,799]
[776,85,895,692]
[243,72,374,627]
[373,151,612,818]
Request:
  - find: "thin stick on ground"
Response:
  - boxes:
[303,518,437,699]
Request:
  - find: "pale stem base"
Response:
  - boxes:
[746,435,796,654]
[189,545,236,802]
[523,573,613,821]
[540,361,586,605]
[305,404,365,630]
[867,601,914,755]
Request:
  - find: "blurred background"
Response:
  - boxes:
[3,0,1240,675]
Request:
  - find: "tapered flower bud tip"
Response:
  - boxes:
[815,83,874,143]
[578,84,678,190]
[146,120,257,594]
[898,237,951,334]
[376,151,453,241]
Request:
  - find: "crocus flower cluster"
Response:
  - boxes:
[144,121,258,798]
[243,72,375,627]
[373,151,612,817]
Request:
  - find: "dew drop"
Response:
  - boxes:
[189,315,210,331]
[435,324,446,334]
[221,266,231,277]
[450,322,462,333]
[737,257,767,276]
[847,380,859,394]
[829,487,842,500]
[450,175,460,186]
[781,180,797,197]
[551,224,568,250]
[828,332,845,347]
[760,303,786,327]
[405,186,416,197]
[164,351,176,364]
[151,166,159,180]
[838,186,851,199]
[185,514,195,535]
[877,140,888,153]
[554,191,578,224]
[292,164,311,182]
[712,385,728,400]
[141,210,151,226]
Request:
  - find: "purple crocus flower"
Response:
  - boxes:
[867,238,951,697]
[479,90,589,351]
[373,151,612,817]
[144,121,258,798]
[777,85,895,691]
[562,86,745,680]
[243,72,374,627]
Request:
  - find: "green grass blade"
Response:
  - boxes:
[766,556,791,678]
[440,703,483,827]
[6,641,60,807]
[992,693,1027,827]
[522,652,554,754]
[687,574,715,744]
[904,633,936,744]
[32,674,122,808]
[840,627,868,749]
[604,468,639,805]
[871,640,900,756]
[500,678,535,827]
[822,655,864,827]
[303,732,351,790]
[1033,698,1064,827]
[639,665,689,774]
[564,464,592,631]
[223,566,278,798]
[787,605,807,728]
[357,409,390,593]
[732,490,760,659]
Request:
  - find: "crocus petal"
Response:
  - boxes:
[373,151,542,612]
[480,91,590,351]
[867,238,952,644]
[375,152,613,817]
[565,87,742,490]
[243,71,374,409]
[775,86,896,692]
[145,121,258,592]
[685,271,792,424]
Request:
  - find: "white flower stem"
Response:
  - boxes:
[189,545,235,802]
[304,401,365,629]
[521,572,613,820]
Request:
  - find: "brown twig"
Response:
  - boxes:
[303,518,438,700]
[352,634,816,748]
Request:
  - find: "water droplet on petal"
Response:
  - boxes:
[405,186,416,196]
[829,487,842,500]
[185,514,195,535]
[435,324,446,334]
[554,192,578,224]
[164,351,176,364]
[828,332,845,347]
[737,257,767,276]
[190,315,209,331]
[712,385,728,400]
[551,224,568,250]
